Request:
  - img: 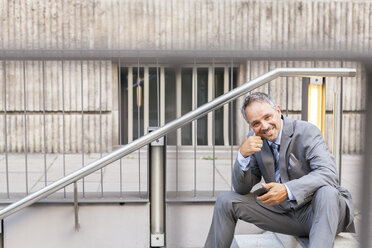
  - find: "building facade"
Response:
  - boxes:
[0,0,369,154]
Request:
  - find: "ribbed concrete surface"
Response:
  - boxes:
[0,0,367,153]
[0,60,366,153]
[0,0,371,51]
[0,60,118,153]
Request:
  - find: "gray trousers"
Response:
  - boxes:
[204,186,347,248]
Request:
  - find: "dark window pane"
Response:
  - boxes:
[197,68,208,145]
[165,68,177,145]
[229,68,238,145]
[214,68,224,145]
[181,68,192,145]
[149,68,158,127]
[120,67,128,144]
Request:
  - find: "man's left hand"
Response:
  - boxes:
[257,183,288,206]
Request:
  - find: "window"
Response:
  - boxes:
[119,65,237,146]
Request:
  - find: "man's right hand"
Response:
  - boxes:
[239,134,263,157]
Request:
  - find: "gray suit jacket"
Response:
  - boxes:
[232,115,355,232]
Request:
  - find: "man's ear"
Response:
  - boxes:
[276,105,281,114]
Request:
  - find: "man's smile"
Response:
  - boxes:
[260,125,275,135]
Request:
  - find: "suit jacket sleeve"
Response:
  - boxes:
[232,153,262,195]
[285,124,339,206]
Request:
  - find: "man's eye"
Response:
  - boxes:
[265,116,271,120]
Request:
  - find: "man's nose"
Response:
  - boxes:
[261,121,269,129]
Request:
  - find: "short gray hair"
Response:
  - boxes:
[241,92,277,122]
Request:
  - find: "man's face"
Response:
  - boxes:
[245,101,282,142]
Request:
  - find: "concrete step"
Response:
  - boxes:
[232,232,359,248]
[231,232,285,248]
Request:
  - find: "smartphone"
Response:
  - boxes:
[255,187,269,196]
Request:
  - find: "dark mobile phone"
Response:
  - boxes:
[255,187,269,196]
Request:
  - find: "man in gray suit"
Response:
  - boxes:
[204,92,354,248]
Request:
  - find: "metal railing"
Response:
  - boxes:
[0,67,356,219]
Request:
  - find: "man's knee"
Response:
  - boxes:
[214,192,237,212]
[315,186,339,199]
[313,186,340,207]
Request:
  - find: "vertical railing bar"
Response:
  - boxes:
[193,59,197,197]
[23,60,29,195]
[157,59,160,127]
[0,217,3,247]
[73,181,79,231]
[361,61,372,248]
[339,60,344,185]
[137,59,141,197]
[117,0,123,199]
[268,59,271,95]
[230,58,234,191]
[3,61,9,199]
[80,60,85,198]
[42,61,47,188]
[156,59,160,199]
[176,127,179,197]
[61,59,66,198]
[212,59,216,197]
[118,58,123,197]
[249,60,252,93]
[176,68,179,197]
[79,1,85,200]
[99,60,103,197]
[286,60,289,117]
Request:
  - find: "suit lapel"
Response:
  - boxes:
[279,115,295,183]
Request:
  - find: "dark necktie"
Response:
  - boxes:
[271,143,281,183]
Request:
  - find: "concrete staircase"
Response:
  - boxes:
[232,232,359,248]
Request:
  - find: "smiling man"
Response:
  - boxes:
[204,92,354,248]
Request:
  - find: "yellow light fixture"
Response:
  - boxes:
[307,77,325,136]
[137,77,142,107]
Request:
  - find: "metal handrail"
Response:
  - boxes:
[0,68,356,219]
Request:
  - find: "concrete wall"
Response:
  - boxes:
[4,204,150,248]
[0,59,365,153]
[3,203,262,248]
[0,60,118,153]
[1,0,371,51]
[0,0,368,153]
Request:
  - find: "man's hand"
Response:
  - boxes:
[257,183,288,206]
[240,134,263,157]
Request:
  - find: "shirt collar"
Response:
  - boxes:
[268,119,283,146]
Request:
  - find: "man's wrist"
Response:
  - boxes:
[237,151,251,171]
[284,184,295,201]
[239,148,248,158]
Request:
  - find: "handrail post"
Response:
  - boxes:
[148,127,166,247]
[74,181,80,231]
[0,219,3,248]
[332,91,342,184]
